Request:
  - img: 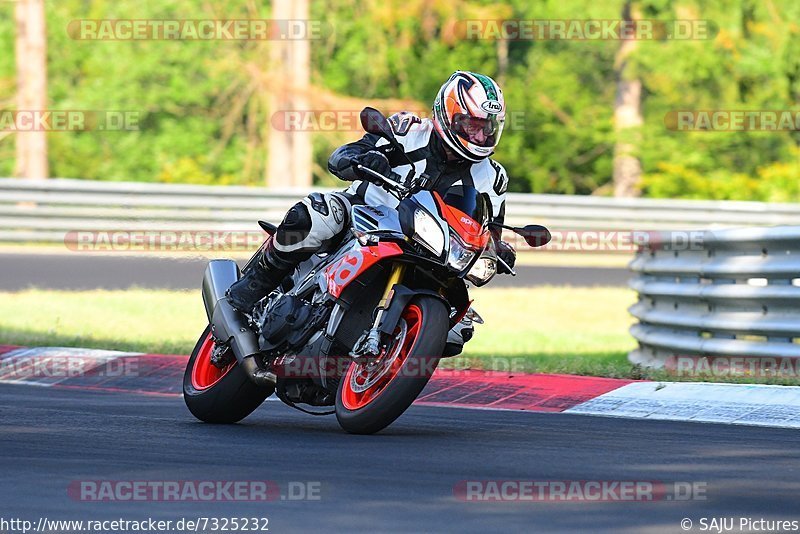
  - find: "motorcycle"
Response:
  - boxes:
[183,107,551,434]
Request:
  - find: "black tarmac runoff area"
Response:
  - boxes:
[1,385,799,533]
[0,252,629,290]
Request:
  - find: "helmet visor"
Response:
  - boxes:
[451,113,504,147]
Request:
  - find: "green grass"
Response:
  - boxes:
[0,289,208,355]
[2,287,796,384]
[0,286,638,377]
[446,287,637,377]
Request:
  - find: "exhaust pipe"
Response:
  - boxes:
[202,260,276,387]
[202,260,239,322]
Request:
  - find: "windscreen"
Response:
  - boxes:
[440,184,490,227]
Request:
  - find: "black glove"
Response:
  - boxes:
[496,240,516,274]
[352,150,392,181]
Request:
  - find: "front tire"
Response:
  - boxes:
[335,295,448,434]
[183,325,273,423]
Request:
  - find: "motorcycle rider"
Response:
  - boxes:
[227,71,517,322]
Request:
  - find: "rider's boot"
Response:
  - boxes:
[226,240,295,313]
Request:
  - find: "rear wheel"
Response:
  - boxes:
[335,295,448,434]
[183,325,273,423]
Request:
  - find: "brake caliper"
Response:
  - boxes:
[210,337,235,369]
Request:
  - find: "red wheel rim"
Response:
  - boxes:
[191,332,235,391]
[341,304,423,410]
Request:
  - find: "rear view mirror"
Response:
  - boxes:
[360,107,395,140]
[518,225,551,248]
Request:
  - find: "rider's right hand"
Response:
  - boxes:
[352,150,392,181]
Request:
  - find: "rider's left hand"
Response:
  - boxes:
[496,240,516,274]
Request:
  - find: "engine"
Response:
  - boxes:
[256,294,330,355]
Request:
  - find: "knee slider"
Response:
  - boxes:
[276,203,313,247]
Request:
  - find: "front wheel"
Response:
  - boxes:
[183,325,273,423]
[335,295,448,434]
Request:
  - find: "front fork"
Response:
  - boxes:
[350,262,406,359]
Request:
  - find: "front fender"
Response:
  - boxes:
[376,285,450,336]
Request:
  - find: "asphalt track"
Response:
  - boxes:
[2,385,799,533]
[0,253,628,290]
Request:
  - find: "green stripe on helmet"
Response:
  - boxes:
[469,72,498,101]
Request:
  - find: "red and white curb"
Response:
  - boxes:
[0,345,185,396]
[2,345,799,429]
[566,381,800,429]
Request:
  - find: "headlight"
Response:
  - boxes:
[447,233,476,271]
[413,208,445,255]
[466,257,497,286]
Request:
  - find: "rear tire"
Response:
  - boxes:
[335,295,448,434]
[183,326,273,423]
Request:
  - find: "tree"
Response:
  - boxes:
[612,0,643,197]
[14,0,48,180]
[267,0,312,188]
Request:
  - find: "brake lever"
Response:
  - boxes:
[356,165,409,197]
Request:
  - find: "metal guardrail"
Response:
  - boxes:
[628,226,800,367]
[2,178,800,245]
